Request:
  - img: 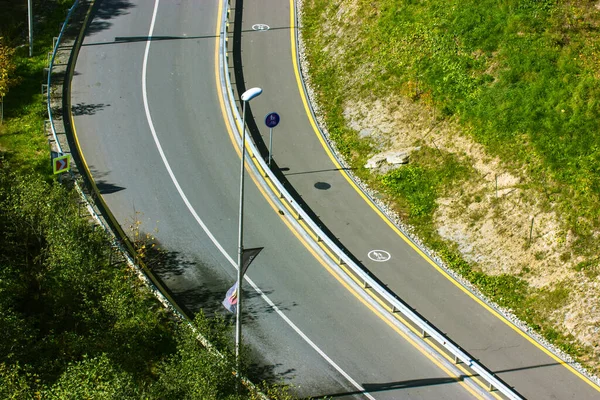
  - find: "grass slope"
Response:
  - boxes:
[302,0,600,372]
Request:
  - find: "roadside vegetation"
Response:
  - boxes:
[0,1,291,398]
[301,0,600,372]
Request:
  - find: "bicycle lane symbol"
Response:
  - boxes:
[368,250,391,262]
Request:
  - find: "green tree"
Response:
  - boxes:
[44,354,139,400]
[0,363,35,400]
[149,314,240,400]
[0,37,16,98]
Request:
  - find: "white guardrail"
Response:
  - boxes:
[219,1,523,399]
[47,0,194,334]
[47,0,80,152]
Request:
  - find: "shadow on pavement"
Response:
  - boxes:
[311,376,466,399]
[95,179,125,194]
[495,361,563,374]
[82,34,218,47]
[72,102,109,116]
[87,0,136,36]
[283,167,354,177]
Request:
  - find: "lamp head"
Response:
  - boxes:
[241,87,263,102]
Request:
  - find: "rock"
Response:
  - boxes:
[365,147,420,173]
[364,154,387,169]
[386,151,410,165]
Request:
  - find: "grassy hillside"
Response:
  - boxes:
[302,0,600,372]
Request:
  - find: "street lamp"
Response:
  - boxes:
[28,0,33,57]
[236,87,262,371]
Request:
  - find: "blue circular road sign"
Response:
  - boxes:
[265,112,280,128]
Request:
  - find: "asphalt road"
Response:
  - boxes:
[233,0,600,399]
[70,0,478,398]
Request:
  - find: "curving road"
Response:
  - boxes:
[69,0,483,399]
[233,0,600,399]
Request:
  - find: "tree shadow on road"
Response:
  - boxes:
[126,233,303,385]
[95,179,125,194]
[311,376,466,399]
[85,166,125,194]
[72,102,109,116]
[86,0,136,36]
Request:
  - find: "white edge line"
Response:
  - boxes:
[141,0,374,398]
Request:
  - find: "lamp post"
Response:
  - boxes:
[236,87,262,372]
[28,0,33,57]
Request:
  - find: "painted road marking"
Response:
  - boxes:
[138,2,376,399]
[368,250,391,262]
[252,23,270,31]
[287,0,600,394]
[216,4,486,398]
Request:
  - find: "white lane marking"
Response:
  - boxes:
[142,1,374,398]
[368,250,391,263]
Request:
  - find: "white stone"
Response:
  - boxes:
[386,151,410,165]
[364,154,386,169]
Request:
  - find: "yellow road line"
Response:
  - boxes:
[67,0,188,320]
[214,3,484,398]
[289,0,600,394]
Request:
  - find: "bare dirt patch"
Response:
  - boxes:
[344,92,600,366]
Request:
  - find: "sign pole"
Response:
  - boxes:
[264,112,280,169]
[268,127,273,167]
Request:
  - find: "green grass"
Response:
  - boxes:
[574,259,600,280]
[379,146,474,224]
[0,0,74,175]
[306,0,600,255]
[0,53,52,175]
[302,0,599,372]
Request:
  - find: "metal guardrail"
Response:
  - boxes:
[47,0,80,154]
[47,0,194,337]
[219,0,523,398]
